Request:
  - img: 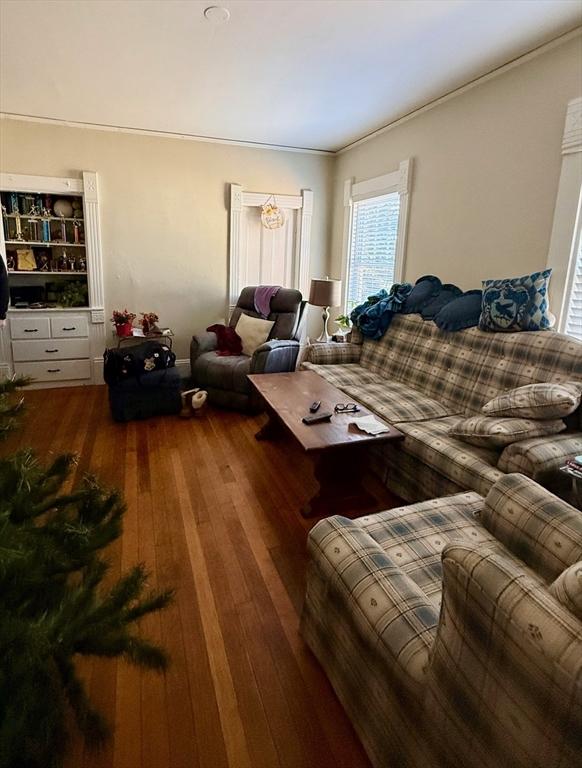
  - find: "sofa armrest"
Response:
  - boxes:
[306,515,438,681]
[302,341,362,366]
[190,331,217,362]
[250,339,300,374]
[427,540,582,766]
[497,432,582,480]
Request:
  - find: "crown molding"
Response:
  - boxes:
[336,26,582,155]
[1,26,579,157]
[0,112,334,157]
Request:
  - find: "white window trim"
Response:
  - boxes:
[341,159,412,312]
[547,97,582,331]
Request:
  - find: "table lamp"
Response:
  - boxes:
[309,277,342,343]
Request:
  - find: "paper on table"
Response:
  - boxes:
[350,415,390,435]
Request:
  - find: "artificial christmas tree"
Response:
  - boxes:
[0,377,172,768]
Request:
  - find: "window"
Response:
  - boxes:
[562,225,582,340]
[547,97,582,336]
[342,160,411,315]
[346,192,400,314]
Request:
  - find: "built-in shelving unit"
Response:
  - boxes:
[0,172,105,387]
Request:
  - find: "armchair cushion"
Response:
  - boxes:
[192,351,251,394]
[482,473,582,580]
[191,330,218,360]
[230,286,304,340]
[250,339,300,374]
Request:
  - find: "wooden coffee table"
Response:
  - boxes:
[247,370,403,518]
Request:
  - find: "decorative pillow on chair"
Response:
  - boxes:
[448,415,566,448]
[479,269,553,332]
[433,290,483,331]
[549,562,582,620]
[401,275,442,314]
[482,382,582,419]
[235,313,274,356]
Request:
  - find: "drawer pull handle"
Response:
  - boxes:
[24,329,38,333]
[47,369,61,373]
[62,326,76,331]
[45,349,59,353]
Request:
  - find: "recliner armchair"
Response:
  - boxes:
[190,286,306,411]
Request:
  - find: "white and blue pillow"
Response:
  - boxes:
[479,269,553,332]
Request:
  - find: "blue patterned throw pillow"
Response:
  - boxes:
[479,269,553,332]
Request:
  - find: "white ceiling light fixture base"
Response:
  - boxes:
[204,6,230,24]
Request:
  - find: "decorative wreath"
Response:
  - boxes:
[261,194,285,230]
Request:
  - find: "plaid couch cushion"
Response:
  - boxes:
[548,562,582,620]
[358,314,582,415]
[448,415,566,448]
[306,515,440,682]
[497,433,582,479]
[482,381,582,419]
[303,363,455,423]
[398,418,505,496]
[301,361,385,389]
[302,341,362,366]
[427,541,582,768]
[357,492,492,605]
[483,473,582,581]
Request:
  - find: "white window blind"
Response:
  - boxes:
[563,237,582,340]
[346,192,400,314]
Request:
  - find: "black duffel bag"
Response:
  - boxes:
[103,341,176,385]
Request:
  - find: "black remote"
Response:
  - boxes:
[302,411,333,425]
[310,401,321,413]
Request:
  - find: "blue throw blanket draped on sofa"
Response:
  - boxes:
[350,283,413,339]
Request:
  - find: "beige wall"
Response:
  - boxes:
[1,35,580,363]
[0,121,333,358]
[331,36,582,305]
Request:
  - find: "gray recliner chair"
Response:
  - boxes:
[190,287,306,411]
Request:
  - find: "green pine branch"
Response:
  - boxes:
[0,377,173,768]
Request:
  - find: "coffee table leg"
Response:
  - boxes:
[301,449,378,518]
[255,411,281,441]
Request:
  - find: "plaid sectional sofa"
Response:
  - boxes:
[301,315,582,501]
[301,472,582,768]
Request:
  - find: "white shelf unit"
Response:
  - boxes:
[0,172,105,388]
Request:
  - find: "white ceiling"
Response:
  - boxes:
[0,0,580,152]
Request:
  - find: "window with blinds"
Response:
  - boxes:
[563,237,582,341]
[346,192,401,314]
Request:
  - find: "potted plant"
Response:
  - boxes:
[335,313,351,339]
[111,309,136,337]
[140,311,159,335]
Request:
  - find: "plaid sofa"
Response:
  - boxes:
[302,315,582,501]
[301,473,582,768]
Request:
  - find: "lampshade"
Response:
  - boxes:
[309,277,342,307]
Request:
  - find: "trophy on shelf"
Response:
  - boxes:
[60,251,68,272]
[39,252,50,272]
[6,253,15,271]
[73,219,82,244]
[78,254,86,271]
[68,254,76,272]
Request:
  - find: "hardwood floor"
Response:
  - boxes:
[3,385,402,768]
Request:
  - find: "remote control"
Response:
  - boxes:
[309,401,321,413]
[302,411,333,425]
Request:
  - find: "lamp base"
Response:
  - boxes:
[315,306,331,343]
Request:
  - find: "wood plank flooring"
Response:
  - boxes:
[3,385,402,768]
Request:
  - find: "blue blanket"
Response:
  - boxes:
[350,283,413,339]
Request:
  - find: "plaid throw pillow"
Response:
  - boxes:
[549,562,582,620]
[482,382,582,419]
[448,415,566,448]
[479,269,553,332]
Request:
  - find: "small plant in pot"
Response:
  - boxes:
[140,312,159,335]
[111,309,136,338]
[335,314,351,339]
